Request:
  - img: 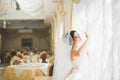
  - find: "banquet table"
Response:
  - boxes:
[4,63,49,80]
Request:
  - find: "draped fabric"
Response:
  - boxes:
[4,66,45,80]
[16,0,43,16]
[72,0,120,80]
[0,0,16,15]
[112,0,120,79]
[53,4,68,80]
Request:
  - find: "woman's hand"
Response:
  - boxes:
[64,68,73,80]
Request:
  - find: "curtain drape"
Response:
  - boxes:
[72,0,120,80]
[16,0,43,16]
[112,0,120,79]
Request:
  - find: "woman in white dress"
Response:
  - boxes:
[64,30,89,80]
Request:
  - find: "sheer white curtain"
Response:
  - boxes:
[72,0,120,80]
[112,0,120,79]
[52,12,66,80]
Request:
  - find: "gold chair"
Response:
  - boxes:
[48,62,54,76]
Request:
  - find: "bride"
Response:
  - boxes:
[53,30,89,80]
[64,30,89,80]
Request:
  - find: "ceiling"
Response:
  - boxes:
[0,0,58,29]
[0,0,57,20]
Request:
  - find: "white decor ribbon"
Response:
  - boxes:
[16,0,43,16]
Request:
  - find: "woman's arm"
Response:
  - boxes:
[64,68,73,80]
[77,33,89,55]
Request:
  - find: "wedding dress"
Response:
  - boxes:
[65,43,89,80]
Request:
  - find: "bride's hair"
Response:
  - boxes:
[70,30,76,40]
